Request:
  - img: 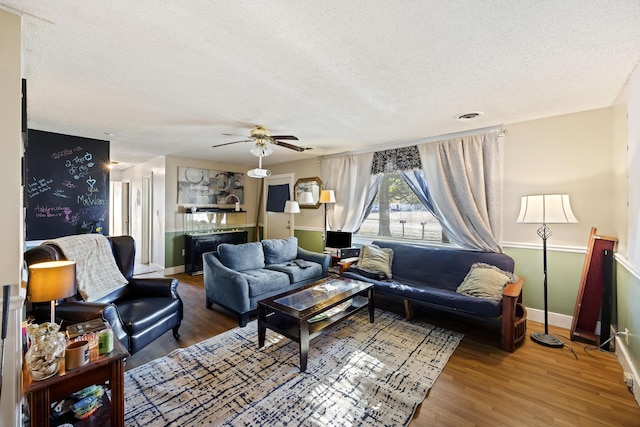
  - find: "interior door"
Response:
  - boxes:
[264,173,294,240]
[141,175,151,264]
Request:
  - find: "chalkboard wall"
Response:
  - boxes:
[25,129,110,240]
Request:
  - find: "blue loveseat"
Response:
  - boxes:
[340,241,526,352]
[203,237,330,326]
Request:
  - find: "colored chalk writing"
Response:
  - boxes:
[25,129,111,240]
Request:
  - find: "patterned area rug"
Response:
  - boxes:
[124,309,463,426]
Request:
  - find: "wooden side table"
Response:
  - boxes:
[23,335,129,427]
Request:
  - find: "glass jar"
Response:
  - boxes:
[25,322,66,381]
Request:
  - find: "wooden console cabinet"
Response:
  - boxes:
[184,230,248,274]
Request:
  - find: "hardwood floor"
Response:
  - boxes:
[126,273,640,426]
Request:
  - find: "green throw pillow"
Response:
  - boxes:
[456,262,518,301]
[358,245,394,279]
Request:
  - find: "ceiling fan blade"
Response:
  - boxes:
[270,135,299,141]
[221,133,248,137]
[212,139,252,148]
[273,140,310,152]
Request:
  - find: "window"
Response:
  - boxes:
[356,171,444,242]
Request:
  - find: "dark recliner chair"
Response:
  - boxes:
[24,235,183,355]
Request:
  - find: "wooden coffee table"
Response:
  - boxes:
[257,277,374,372]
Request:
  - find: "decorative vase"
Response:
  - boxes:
[25,322,66,381]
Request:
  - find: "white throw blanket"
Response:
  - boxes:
[45,234,128,301]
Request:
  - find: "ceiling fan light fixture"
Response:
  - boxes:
[250,126,271,138]
[250,141,274,157]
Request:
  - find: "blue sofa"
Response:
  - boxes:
[203,237,330,326]
[341,241,526,352]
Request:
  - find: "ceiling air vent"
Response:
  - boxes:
[454,111,484,121]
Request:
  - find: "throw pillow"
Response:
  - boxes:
[262,237,298,265]
[358,244,394,279]
[456,262,518,301]
[218,242,265,271]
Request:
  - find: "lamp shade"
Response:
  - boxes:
[319,190,336,204]
[27,260,77,303]
[284,200,300,214]
[298,191,315,205]
[517,194,578,224]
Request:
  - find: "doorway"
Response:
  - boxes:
[109,181,130,236]
[264,173,295,240]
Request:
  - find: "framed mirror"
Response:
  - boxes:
[294,177,322,209]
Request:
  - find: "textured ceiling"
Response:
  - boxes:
[2,1,640,167]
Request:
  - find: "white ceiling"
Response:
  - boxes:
[2,1,640,168]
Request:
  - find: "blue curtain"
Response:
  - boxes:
[400,169,435,214]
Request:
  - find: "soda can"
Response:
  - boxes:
[98,329,113,355]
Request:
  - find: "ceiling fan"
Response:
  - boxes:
[212,125,311,157]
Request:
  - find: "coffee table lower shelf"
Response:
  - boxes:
[262,295,369,339]
[258,282,374,372]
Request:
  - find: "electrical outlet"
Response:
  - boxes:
[624,372,633,388]
[625,328,630,346]
[181,249,185,256]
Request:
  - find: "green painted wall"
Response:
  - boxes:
[294,229,325,253]
[504,247,585,316]
[165,230,186,268]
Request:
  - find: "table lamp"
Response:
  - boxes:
[27,260,77,324]
[517,194,577,348]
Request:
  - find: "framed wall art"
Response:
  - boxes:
[178,166,245,205]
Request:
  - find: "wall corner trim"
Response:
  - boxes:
[614,253,640,281]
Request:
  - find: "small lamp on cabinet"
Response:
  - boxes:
[27,260,77,324]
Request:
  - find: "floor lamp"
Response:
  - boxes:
[284,200,300,237]
[517,194,577,348]
[319,190,336,250]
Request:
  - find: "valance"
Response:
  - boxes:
[370,145,422,174]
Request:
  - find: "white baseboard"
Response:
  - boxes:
[615,333,640,407]
[526,307,601,335]
[164,265,185,275]
[525,307,574,330]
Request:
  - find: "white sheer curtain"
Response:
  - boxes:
[320,153,381,233]
[627,62,640,269]
[418,132,503,252]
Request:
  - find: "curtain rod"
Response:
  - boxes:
[320,124,505,160]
